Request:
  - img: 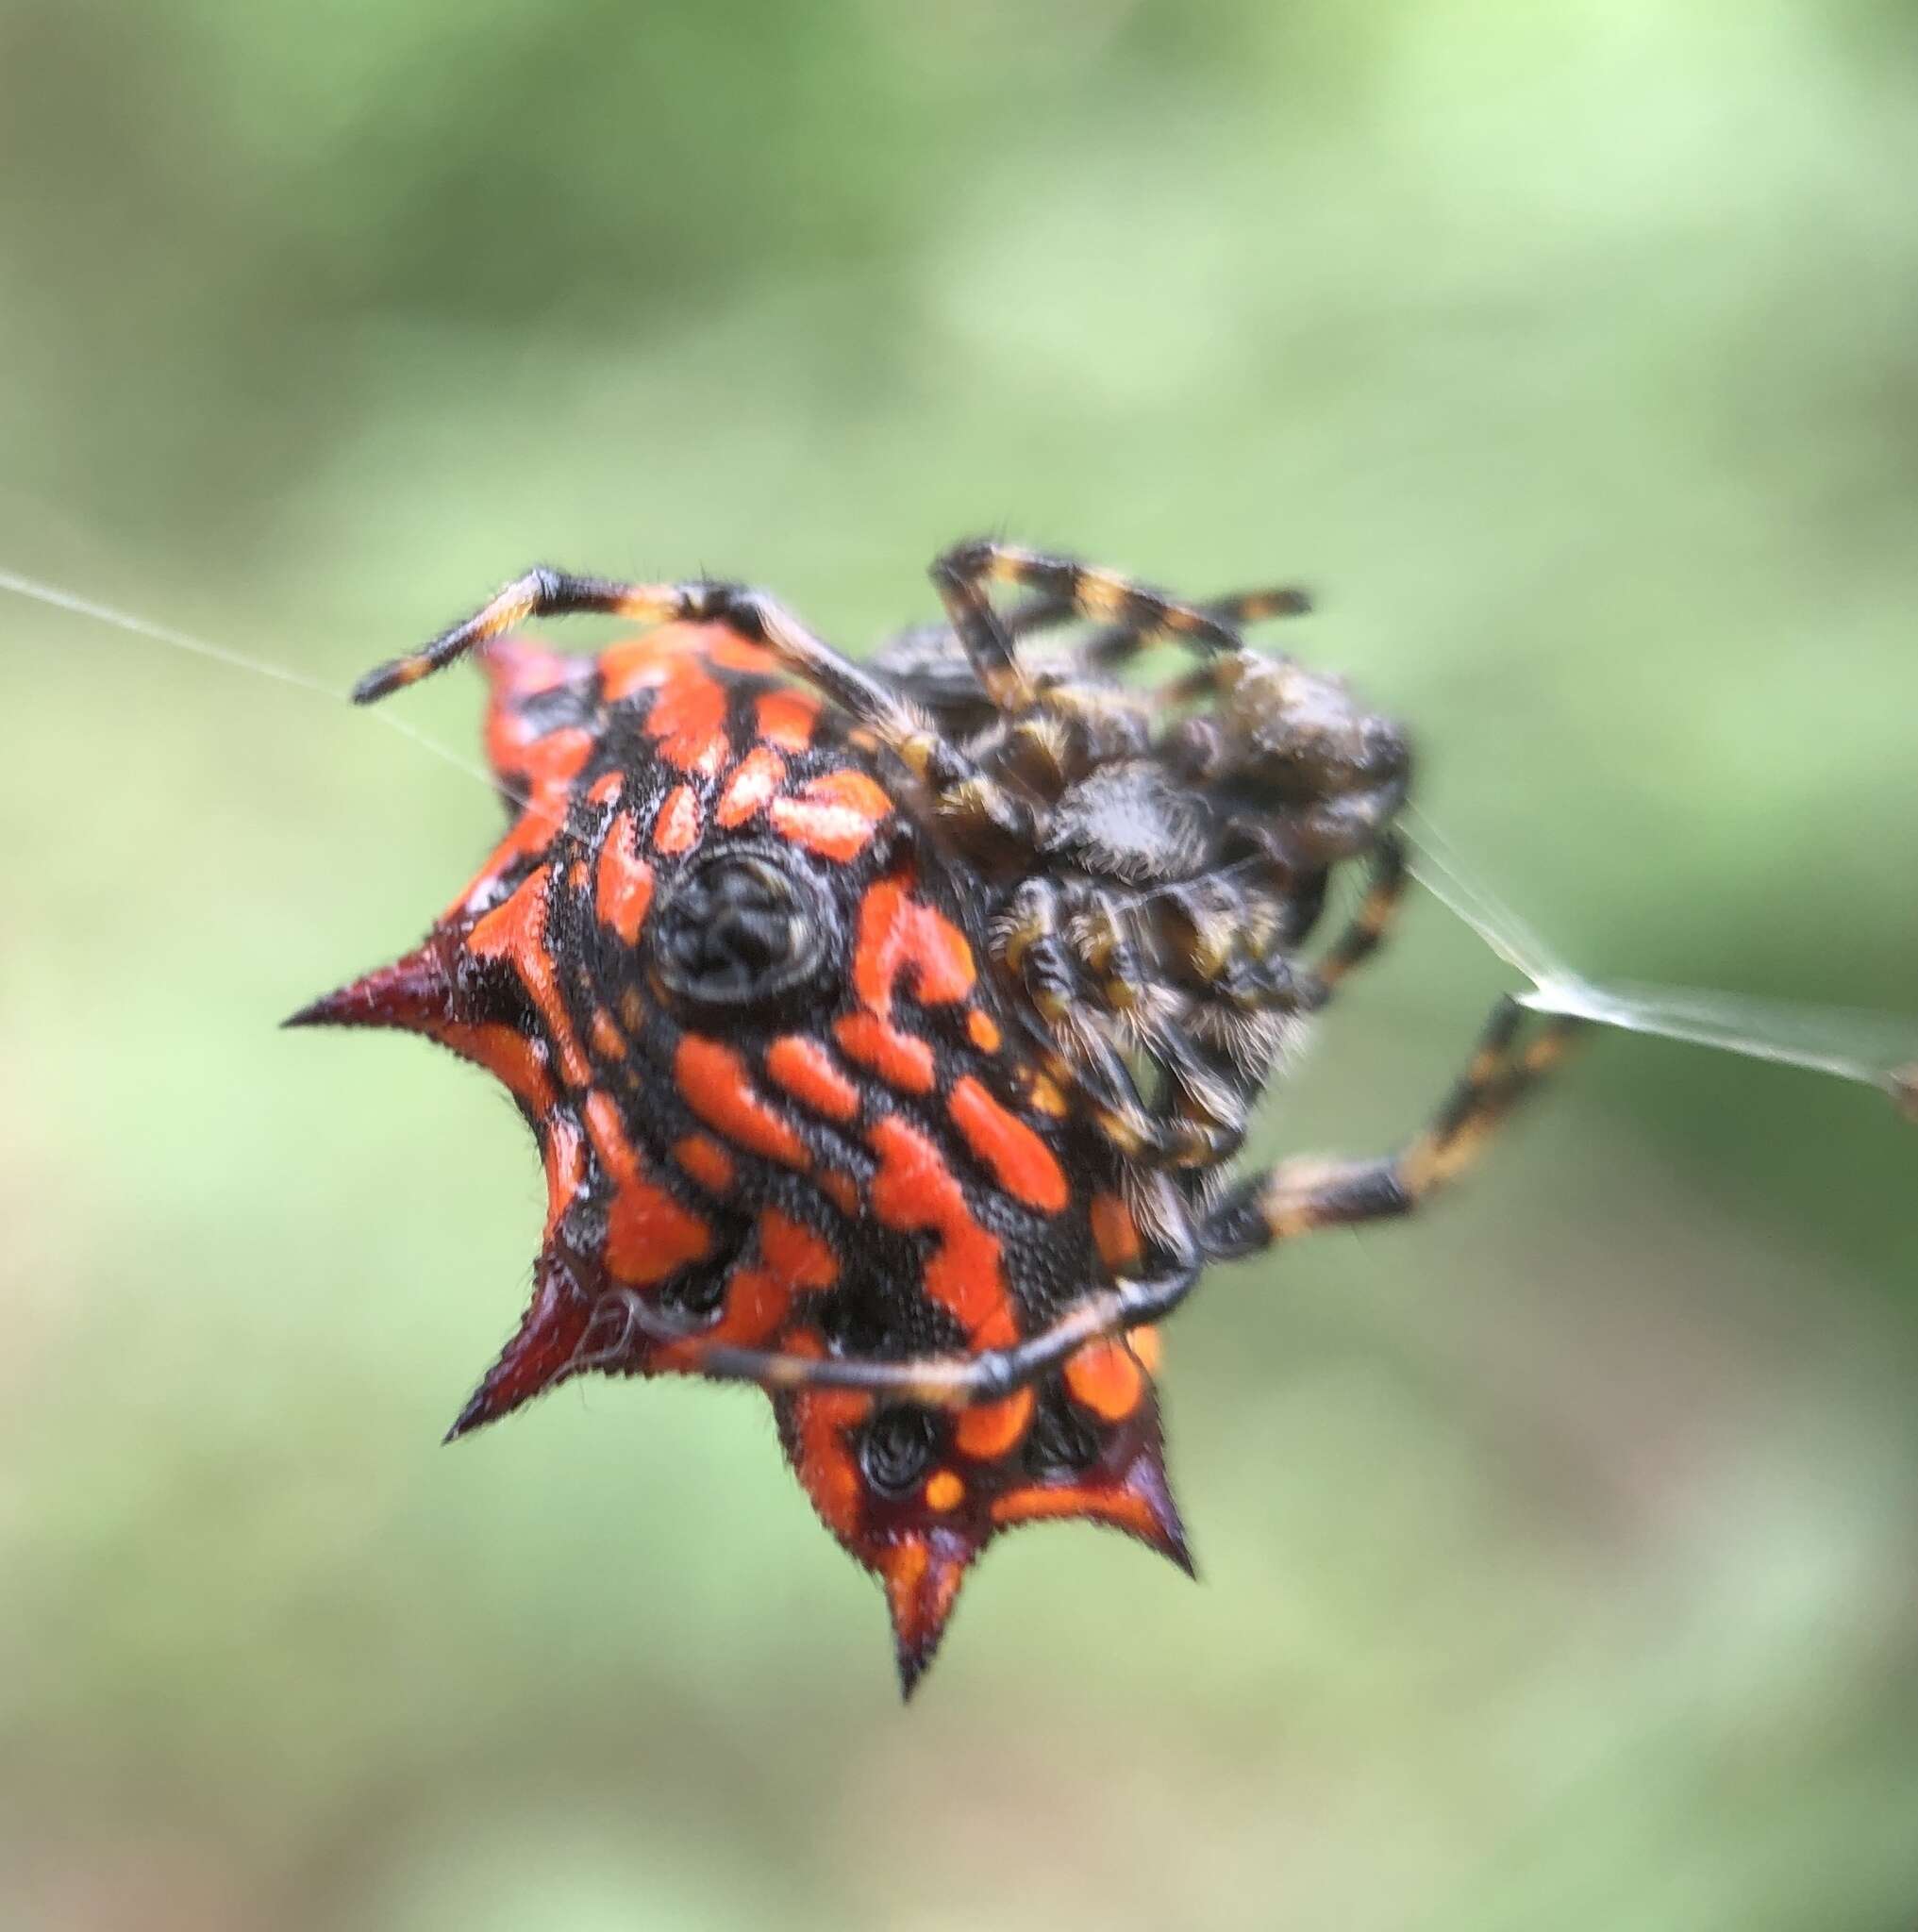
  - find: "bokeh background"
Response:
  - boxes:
[5,3,1918,1927]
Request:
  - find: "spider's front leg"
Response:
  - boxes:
[1202,997,1582,1260]
[348,564,1047,847]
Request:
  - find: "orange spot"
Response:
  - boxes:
[1090,1192,1143,1271]
[672,1133,734,1194]
[653,783,702,855]
[675,1035,810,1170]
[484,665,593,791]
[495,723,593,793]
[924,1472,964,1512]
[967,1010,1002,1054]
[1028,1074,1069,1118]
[757,687,820,752]
[540,1111,587,1241]
[703,633,778,675]
[659,1208,832,1368]
[886,1536,927,1606]
[598,624,709,702]
[445,719,592,918]
[850,875,976,1013]
[644,658,730,776]
[587,772,623,806]
[948,1075,1068,1213]
[479,632,586,702]
[766,1035,862,1123]
[819,1170,860,1218]
[834,1011,935,1095]
[589,1008,627,1061]
[785,1338,872,1539]
[991,1483,1160,1541]
[759,1208,839,1290]
[467,868,591,1089]
[565,858,589,894]
[594,813,655,945]
[877,1534,970,1681]
[583,1089,712,1284]
[1128,1325,1163,1375]
[954,1386,1035,1462]
[828,876,977,1098]
[1063,1338,1144,1423]
[715,745,786,828]
[659,1262,790,1366]
[769,769,893,861]
[435,1020,557,1117]
[868,1114,1015,1346]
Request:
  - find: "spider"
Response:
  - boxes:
[293,538,1575,1694]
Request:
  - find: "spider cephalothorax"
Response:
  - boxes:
[295,540,1572,1693]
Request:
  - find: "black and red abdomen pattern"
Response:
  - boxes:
[306,622,1185,1689]
[473,625,1112,1337]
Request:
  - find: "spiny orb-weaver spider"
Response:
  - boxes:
[294,539,1575,1694]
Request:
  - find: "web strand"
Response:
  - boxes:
[0,566,508,798]
[1405,808,1918,1112]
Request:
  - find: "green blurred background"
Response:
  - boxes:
[5,2,1918,1926]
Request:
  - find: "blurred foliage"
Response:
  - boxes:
[4,2,1918,1928]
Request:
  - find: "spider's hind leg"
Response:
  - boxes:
[1077,582,1313,675]
[1203,996,1582,1261]
[929,538,1283,714]
[588,1224,1206,1411]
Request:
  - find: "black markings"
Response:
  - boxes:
[860,1407,942,1497]
[650,847,835,1011]
[1022,1386,1099,1479]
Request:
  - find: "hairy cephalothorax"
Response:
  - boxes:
[294,539,1573,1693]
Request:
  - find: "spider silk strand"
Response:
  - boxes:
[0,565,509,798]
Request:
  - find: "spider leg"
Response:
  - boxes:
[355,566,909,734]
[927,546,1040,710]
[1304,830,1410,997]
[876,578,1309,713]
[1076,582,1312,671]
[1066,885,1268,1159]
[930,539,1261,699]
[1202,997,1581,1259]
[351,566,1040,844]
[998,877,1243,1169]
[592,1255,1202,1407]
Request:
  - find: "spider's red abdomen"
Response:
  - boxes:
[297,622,1180,1691]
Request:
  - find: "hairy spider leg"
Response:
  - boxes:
[933,538,1259,664]
[994,876,1244,1168]
[583,1253,1202,1407]
[349,565,1038,844]
[572,1000,1578,1405]
[1306,830,1411,996]
[1075,583,1314,671]
[1202,997,1582,1258]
